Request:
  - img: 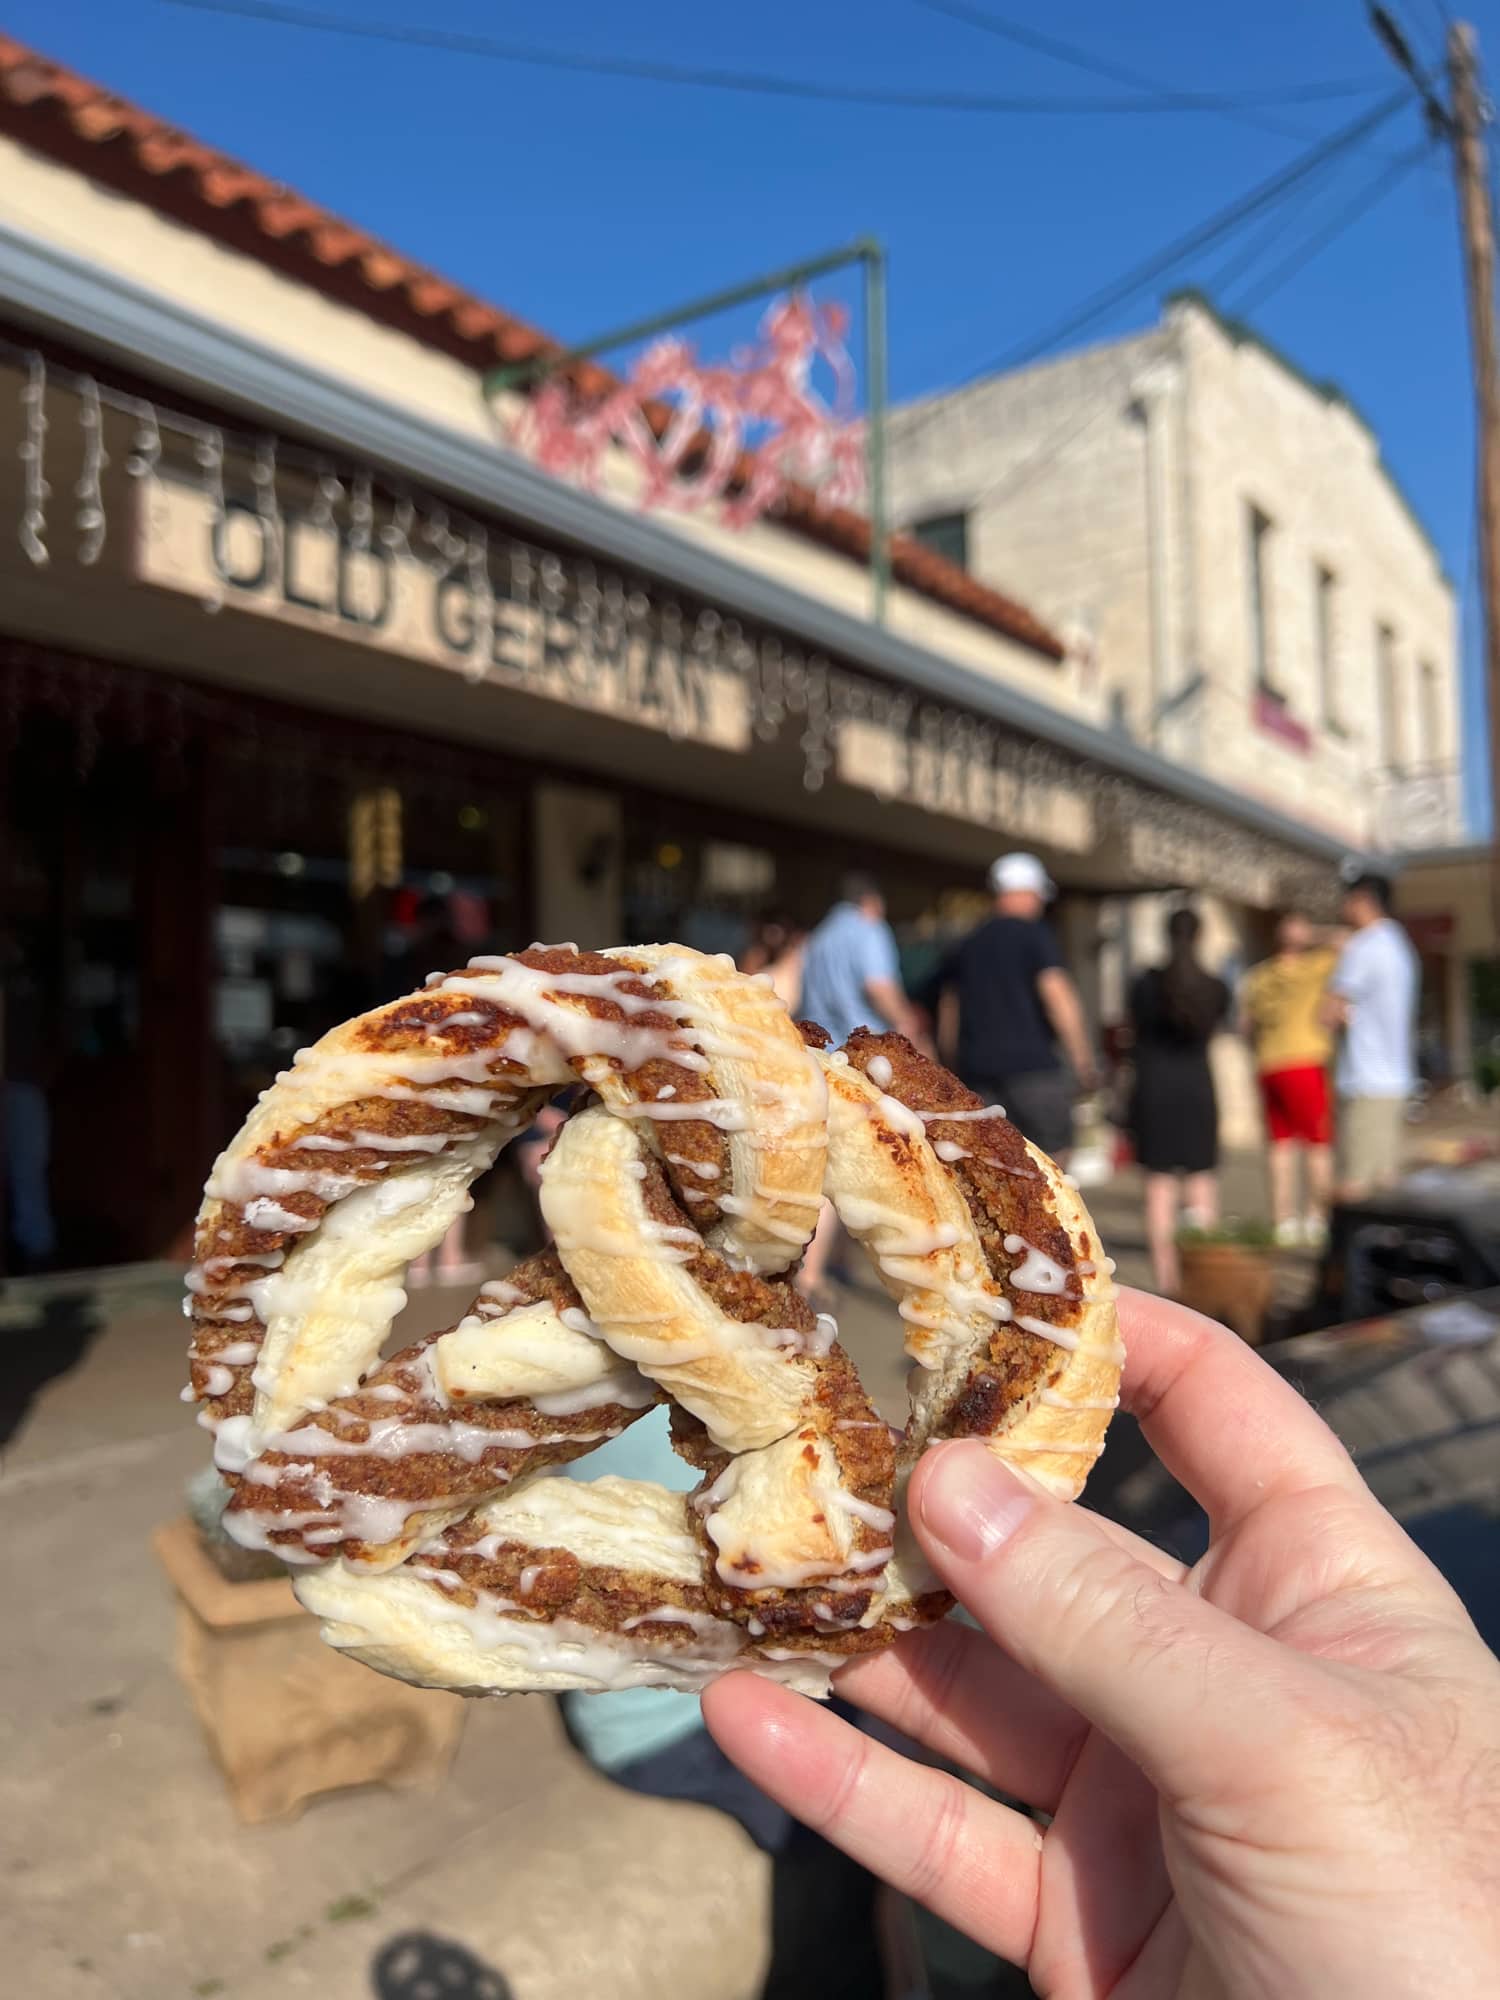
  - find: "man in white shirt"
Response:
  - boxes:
[1325,872,1419,1200]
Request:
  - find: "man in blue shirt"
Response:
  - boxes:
[797,872,925,1050]
[796,873,926,1300]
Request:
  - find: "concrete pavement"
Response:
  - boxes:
[0,1148,1304,2000]
[1,1272,774,2000]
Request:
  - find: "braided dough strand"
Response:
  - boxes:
[183,943,1121,1696]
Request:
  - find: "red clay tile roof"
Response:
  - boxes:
[0,32,1063,661]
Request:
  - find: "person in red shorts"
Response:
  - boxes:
[1239,913,1338,1247]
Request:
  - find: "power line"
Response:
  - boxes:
[907,0,1371,140]
[896,93,1415,504]
[161,0,1391,118]
[957,89,1410,381]
[1231,141,1432,313]
[1199,149,1351,296]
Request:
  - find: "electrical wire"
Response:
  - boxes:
[907,0,1376,140]
[1231,140,1433,313]
[900,100,1421,515]
[951,89,1410,381]
[161,0,1391,118]
[1199,148,1352,296]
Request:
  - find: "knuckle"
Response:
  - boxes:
[902,1772,972,1904]
[813,1727,872,1835]
[1036,1534,1185,1676]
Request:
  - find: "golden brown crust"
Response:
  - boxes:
[821,1033,1120,1504]
[221,1248,662,1566]
[189,944,1119,1699]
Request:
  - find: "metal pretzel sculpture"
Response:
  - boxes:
[184,946,1122,1697]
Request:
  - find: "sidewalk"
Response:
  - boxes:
[1,1114,1470,1997]
[1,1277,772,2000]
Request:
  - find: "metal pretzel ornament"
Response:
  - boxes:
[184,945,1122,1698]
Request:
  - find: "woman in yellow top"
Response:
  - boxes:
[1238,914,1338,1247]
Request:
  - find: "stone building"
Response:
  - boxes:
[889,291,1467,1126]
[0,36,1401,1264]
[889,290,1462,855]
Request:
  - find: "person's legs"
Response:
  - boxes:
[1304,1143,1333,1237]
[434,1213,482,1285]
[798,1200,843,1306]
[1369,1096,1407,1192]
[997,1070,1073,1167]
[1335,1096,1372,1203]
[1267,1141,1298,1232]
[1182,1170,1219,1229]
[3,1081,56,1268]
[1143,1172,1181,1296]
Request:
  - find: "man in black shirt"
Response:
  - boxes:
[926,853,1097,1162]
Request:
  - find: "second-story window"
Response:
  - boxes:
[1246,503,1275,694]
[1377,622,1402,773]
[910,511,969,570]
[1314,563,1341,730]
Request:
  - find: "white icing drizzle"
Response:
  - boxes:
[865,1055,893,1090]
[621,1605,726,1639]
[814,1485,896,1534]
[1003,1234,1073,1295]
[241,1197,319,1234]
[615,1097,750,1131]
[443,958,709,1075]
[916,1104,1007,1124]
[1039,1388,1121,1412]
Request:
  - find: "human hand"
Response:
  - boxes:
[704,1289,1500,1998]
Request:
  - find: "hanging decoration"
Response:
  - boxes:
[74,375,107,565]
[18,350,49,566]
[507,293,865,528]
[0,334,1340,907]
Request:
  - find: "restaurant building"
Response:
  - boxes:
[0,35,1374,1268]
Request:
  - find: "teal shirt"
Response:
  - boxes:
[560,1411,705,1772]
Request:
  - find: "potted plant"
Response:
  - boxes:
[1177,1219,1277,1345]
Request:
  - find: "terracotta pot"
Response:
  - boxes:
[1178,1241,1275,1345]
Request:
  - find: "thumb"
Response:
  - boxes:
[911,1440,1306,1804]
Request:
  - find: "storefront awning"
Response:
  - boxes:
[0,214,1383,903]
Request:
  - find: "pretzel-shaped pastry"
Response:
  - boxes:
[184,944,1121,1697]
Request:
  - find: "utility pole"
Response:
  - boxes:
[1447,24,1500,927]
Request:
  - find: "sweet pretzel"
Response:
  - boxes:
[184,944,1121,1697]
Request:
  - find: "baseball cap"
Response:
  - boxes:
[989,852,1057,899]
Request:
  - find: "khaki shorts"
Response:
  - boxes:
[1336,1095,1406,1191]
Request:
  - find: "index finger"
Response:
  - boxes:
[1114,1286,1364,1532]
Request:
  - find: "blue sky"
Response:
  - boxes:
[8,0,1495,825]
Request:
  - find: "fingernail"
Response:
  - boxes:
[918,1442,1037,1562]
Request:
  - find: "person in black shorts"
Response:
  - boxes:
[921,853,1096,1162]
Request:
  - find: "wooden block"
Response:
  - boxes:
[154,1517,466,1823]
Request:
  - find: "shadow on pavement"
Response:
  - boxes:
[0,1289,103,1447]
[371,1931,512,2000]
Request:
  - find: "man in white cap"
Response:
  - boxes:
[924,853,1096,1161]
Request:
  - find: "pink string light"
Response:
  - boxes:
[511,293,866,528]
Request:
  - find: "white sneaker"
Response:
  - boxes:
[1300,1214,1328,1250]
[1273,1217,1302,1248]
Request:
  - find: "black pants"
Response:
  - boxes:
[965,1067,1073,1157]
